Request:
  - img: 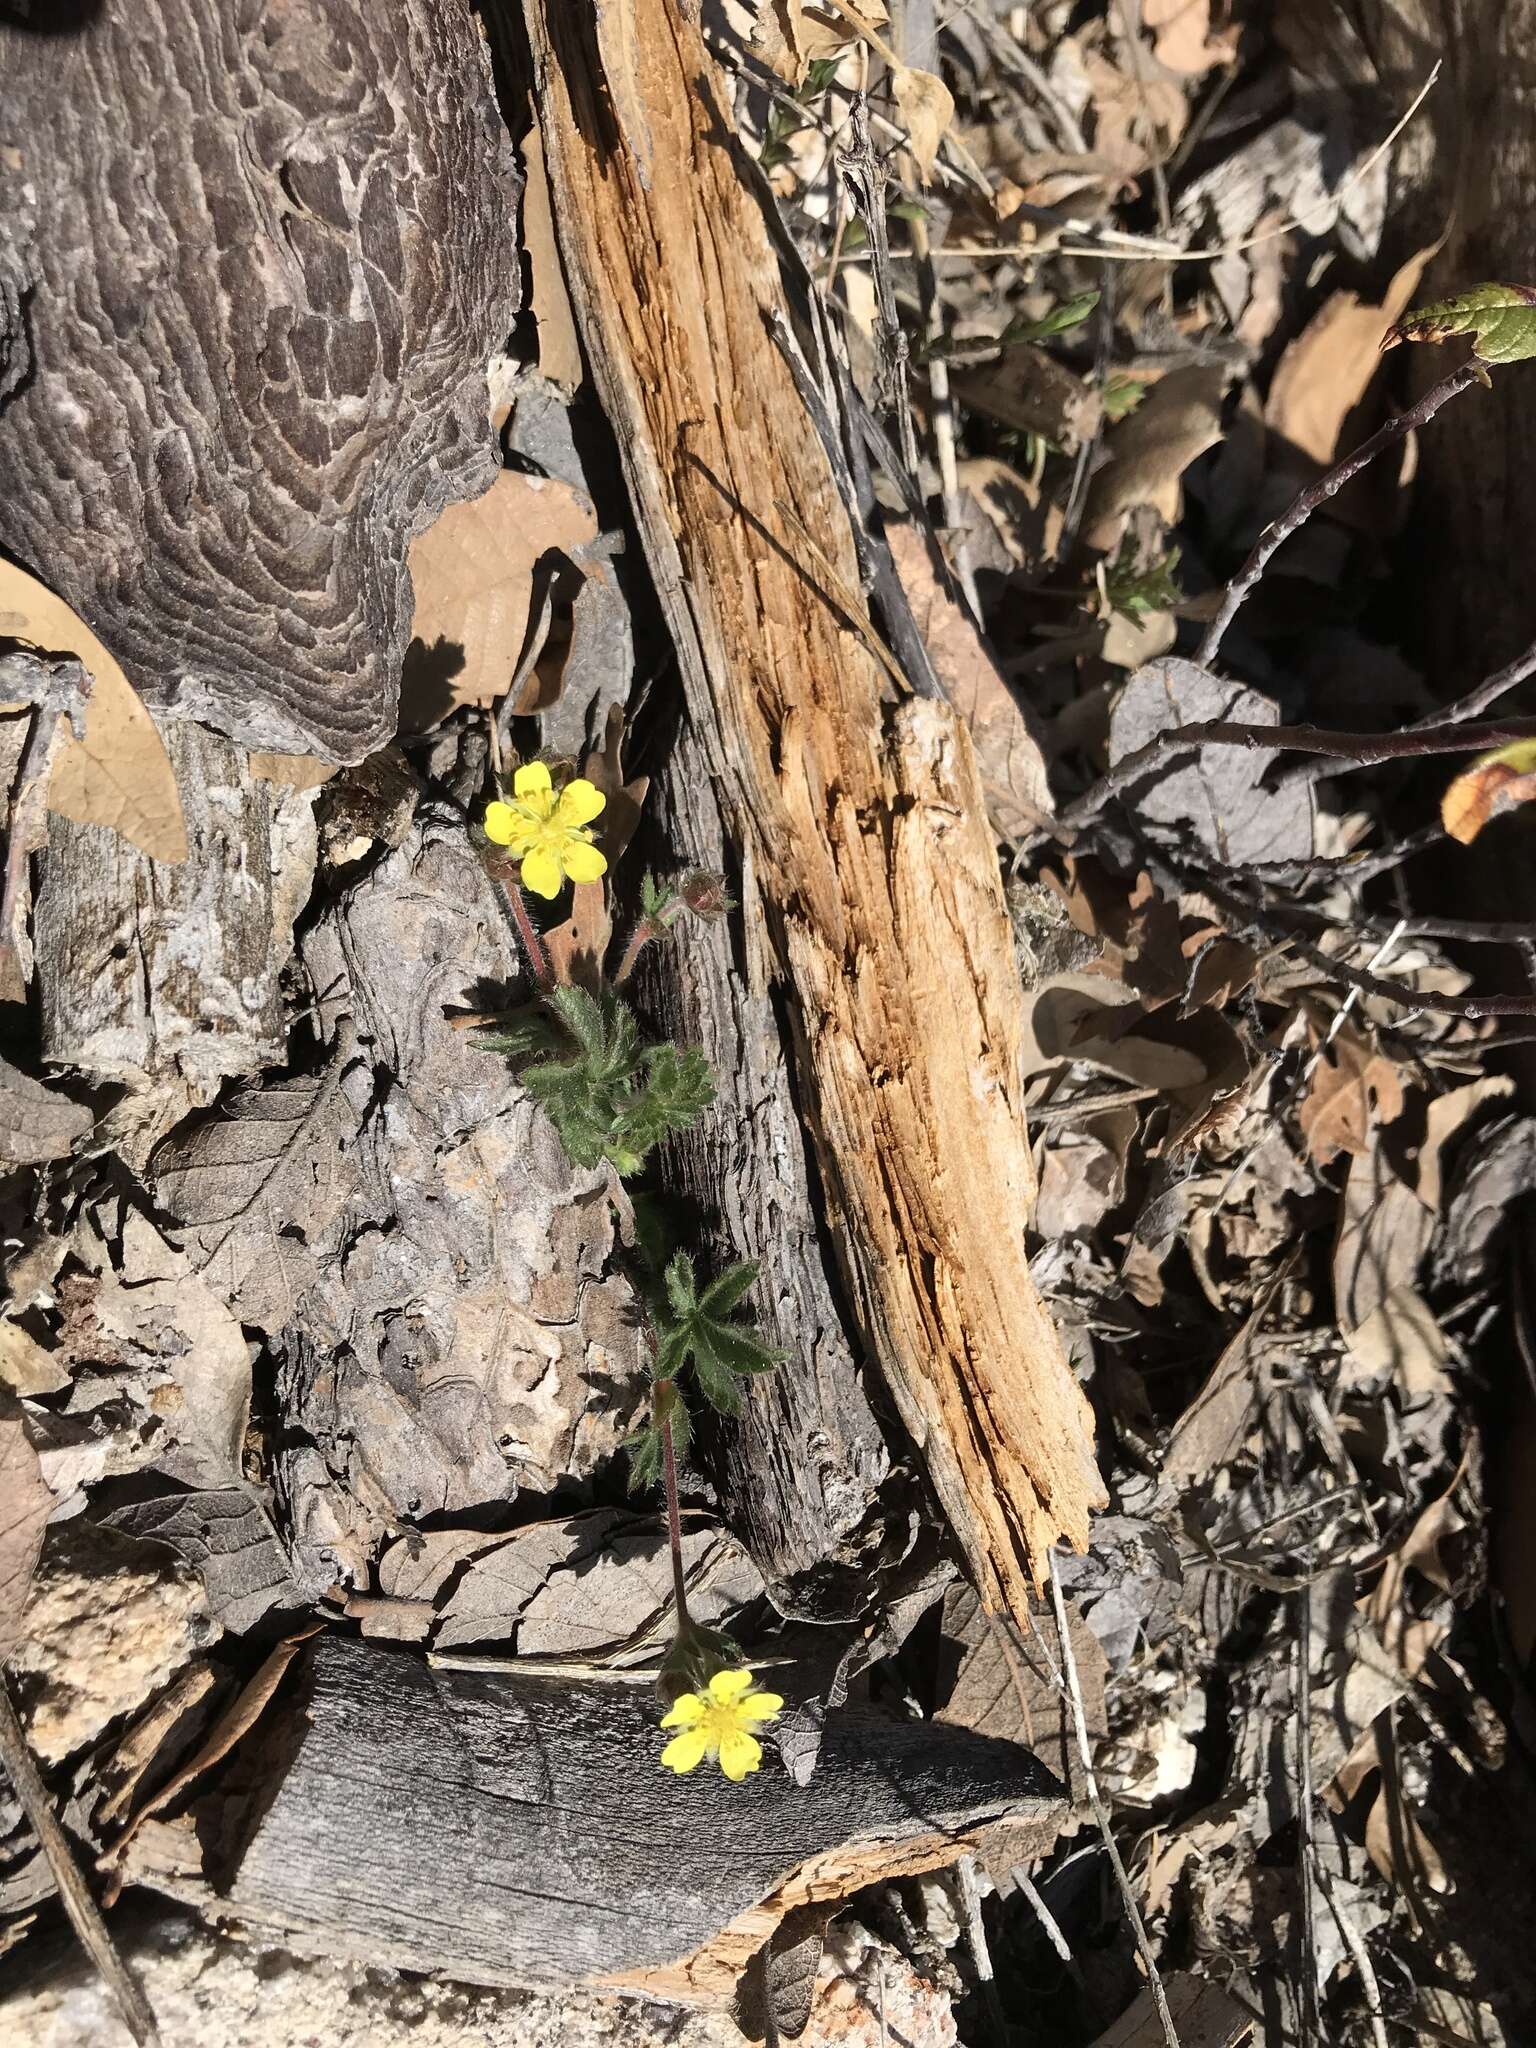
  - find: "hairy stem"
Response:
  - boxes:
[659,1388,691,1632]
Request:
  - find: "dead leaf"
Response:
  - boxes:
[1363,1779,1449,1894]
[1107,657,1315,866]
[0,558,188,863]
[938,1584,1107,1808]
[0,1403,54,1661]
[1163,1265,1292,1491]
[0,1320,70,1398]
[248,752,340,794]
[1083,368,1226,550]
[1342,1284,1453,1400]
[1081,50,1189,180]
[885,524,1052,832]
[1024,974,1209,1090]
[151,1047,360,1329]
[1266,248,1434,467]
[1441,736,1536,843]
[890,64,954,182]
[0,1053,92,1165]
[1142,0,1239,75]
[1299,1027,1407,1166]
[954,346,1103,456]
[1335,1142,1435,1331]
[403,471,600,726]
[521,115,584,392]
[103,1488,296,1635]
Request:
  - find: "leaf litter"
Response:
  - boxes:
[0,3,1532,2044]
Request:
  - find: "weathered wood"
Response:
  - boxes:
[0,0,519,762]
[34,722,315,1099]
[648,722,895,1591]
[122,1632,1064,2003]
[514,0,1105,1614]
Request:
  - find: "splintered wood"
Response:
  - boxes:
[523,0,1104,1609]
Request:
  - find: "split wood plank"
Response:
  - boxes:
[518,0,1105,1612]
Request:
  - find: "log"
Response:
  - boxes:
[512,0,1105,1614]
[120,1632,1065,2006]
[0,0,519,762]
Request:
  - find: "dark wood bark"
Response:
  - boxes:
[120,1632,1064,1999]
[0,0,520,762]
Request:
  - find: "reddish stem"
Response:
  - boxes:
[500,879,553,993]
[658,1386,691,1630]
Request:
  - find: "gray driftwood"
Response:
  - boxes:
[648,722,894,1593]
[34,722,315,1098]
[122,1632,1063,1997]
[0,0,519,762]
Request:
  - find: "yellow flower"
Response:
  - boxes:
[659,1667,783,1783]
[483,762,608,901]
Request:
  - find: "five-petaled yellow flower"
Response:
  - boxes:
[659,1668,783,1783]
[483,762,608,901]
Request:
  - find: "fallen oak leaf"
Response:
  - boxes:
[1298,1026,1406,1167]
[1441,735,1536,842]
[0,1401,55,1662]
[0,1053,92,1166]
[0,558,187,863]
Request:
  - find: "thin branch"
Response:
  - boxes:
[0,1678,160,2046]
[1196,360,1483,668]
[1056,709,1536,838]
[1047,1555,1181,2048]
[1293,629,1536,787]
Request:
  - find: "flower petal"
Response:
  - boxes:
[718,1729,762,1782]
[708,1668,754,1705]
[513,761,553,800]
[556,778,607,827]
[482,801,519,847]
[560,839,608,884]
[739,1691,784,1724]
[520,846,565,900]
[659,1693,706,1729]
[660,1728,709,1774]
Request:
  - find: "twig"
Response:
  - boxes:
[1296,1575,1320,2047]
[0,1677,160,2046]
[836,93,920,479]
[1056,707,1536,838]
[1010,1864,1075,1965]
[1196,359,1484,668]
[1047,1554,1181,2048]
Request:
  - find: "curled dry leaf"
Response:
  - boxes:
[403,469,600,727]
[0,558,187,863]
[1298,1026,1407,1166]
[1142,0,1239,75]
[0,1053,92,1166]
[1266,247,1433,468]
[1441,736,1536,842]
[890,64,954,183]
[1082,368,1225,551]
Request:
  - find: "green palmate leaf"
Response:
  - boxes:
[652,1253,782,1419]
[1384,283,1536,364]
[1103,542,1183,621]
[479,991,715,1175]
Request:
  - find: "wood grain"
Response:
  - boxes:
[518,0,1105,1611]
[123,1632,1063,2002]
[0,0,519,762]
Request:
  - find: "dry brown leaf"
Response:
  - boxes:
[1299,1029,1406,1166]
[0,1053,92,1165]
[885,523,1051,833]
[1265,247,1433,467]
[1081,50,1188,179]
[1090,1975,1254,2048]
[890,64,953,182]
[1142,0,1239,75]
[1082,367,1225,550]
[248,751,340,793]
[1364,1778,1449,1894]
[521,115,584,392]
[1342,1283,1454,1400]
[0,558,187,863]
[1441,737,1536,843]
[403,470,600,724]
[0,1319,70,1397]
[0,1403,54,1661]
[795,0,888,65]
